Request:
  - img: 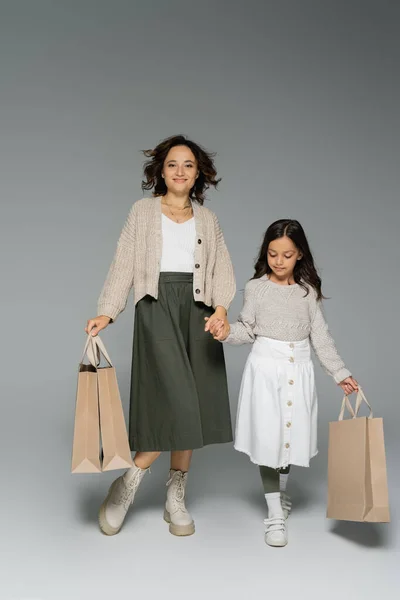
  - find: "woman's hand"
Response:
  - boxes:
[338,376,359,396]
[204,306,230,341]
[205,316,230,341]
[85,315,111,337]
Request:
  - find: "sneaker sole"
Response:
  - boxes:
[98,480,124,536]
[163,509,195,536]
[265,538,288,547]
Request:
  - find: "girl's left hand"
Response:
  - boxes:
[338,376,359,396]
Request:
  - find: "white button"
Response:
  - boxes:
[287,401,293,407]
[286,422,292,428]
[289,343,294,349]
[289,379,294,385]
[285,443,290,448]
[289,357,294,363]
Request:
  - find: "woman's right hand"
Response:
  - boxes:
[85,315,111,336]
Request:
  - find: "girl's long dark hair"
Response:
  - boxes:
[253,219,325,300]
[141,134,221,205]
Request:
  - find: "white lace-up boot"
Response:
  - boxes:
[99,463,148,536]
[164,469,195,536]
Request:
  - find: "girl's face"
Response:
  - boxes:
[162,145,199,196]
[267,236,302,280]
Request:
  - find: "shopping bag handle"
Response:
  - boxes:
[91,334,113,367]
[338,387,373,421]
[354,387,373,418]
[338,395,356,420]
[80,333,99,367]
[80,333,113,368]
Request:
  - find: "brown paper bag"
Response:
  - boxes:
[71,335,101,473]
[91,335,134,472]
[327,388,390,523]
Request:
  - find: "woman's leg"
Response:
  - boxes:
[165,450,195,536]
[133,451,162,470]
[170,450,193,472]
[98,452,160,536]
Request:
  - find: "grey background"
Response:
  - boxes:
[1,1,399,599]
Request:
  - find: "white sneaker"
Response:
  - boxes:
[281,492,292,519]
[164,470,195,536]
[98,464,148,536]
[264,517,288,547]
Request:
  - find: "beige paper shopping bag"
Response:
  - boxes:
[327,388,390,522]
[71,335,101,473]
[91,335,134,472]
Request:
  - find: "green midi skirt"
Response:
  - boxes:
[129,272,233,451]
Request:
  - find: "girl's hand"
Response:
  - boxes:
[338,376,359,396]
[85,315,111,337]
[204,316,230,341]
[204,306,226,333]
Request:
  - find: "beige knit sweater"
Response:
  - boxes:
[225,276,351,384]
[97,197,236,320]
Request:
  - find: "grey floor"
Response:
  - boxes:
[2,384,398,600]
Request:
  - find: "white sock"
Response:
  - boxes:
[265,492,284,519]
[280,473,289,492]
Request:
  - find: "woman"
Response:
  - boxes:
[85,134,236,537]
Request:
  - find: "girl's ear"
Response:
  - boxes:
[297,253,303,260]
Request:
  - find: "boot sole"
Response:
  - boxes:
[98,480,123,536]
[163,509,195,536]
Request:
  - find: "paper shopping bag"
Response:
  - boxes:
[71,335,101,473]
[92,335,134,472]
[326,388,390,522]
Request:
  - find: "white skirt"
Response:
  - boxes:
[234,336,318,468]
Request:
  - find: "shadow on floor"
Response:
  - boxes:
[328,520,392,548]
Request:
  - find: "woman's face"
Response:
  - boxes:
[162,145,199,196]
[267,236,302,280]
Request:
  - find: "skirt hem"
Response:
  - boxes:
[130,435,233,453]
[233,445,319,469]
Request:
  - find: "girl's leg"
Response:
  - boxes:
[279,465,291,492]
[165,450,195,537]
[259,465,287,547]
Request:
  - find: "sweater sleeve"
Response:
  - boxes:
[210,213,236,311]
[97,203,137,321]
[309,293,351,383]
[224,281,256,345]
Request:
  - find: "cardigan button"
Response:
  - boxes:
[197,239,202,244]
[195,288,200,294]
[195,263,200,269]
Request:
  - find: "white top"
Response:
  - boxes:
[160,214,196,273]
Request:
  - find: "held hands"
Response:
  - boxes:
[204,307,230,341]
[85,315,111,337]
[338,376,359,396]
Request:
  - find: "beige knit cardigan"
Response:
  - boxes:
[97,197,236,321]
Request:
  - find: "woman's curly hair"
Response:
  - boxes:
[141,134,221,205]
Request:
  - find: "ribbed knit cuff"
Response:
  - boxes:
[97,304,121,322]
[333,367,352,384]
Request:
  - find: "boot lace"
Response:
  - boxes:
[119,471,143,510]
[166,471,187,507]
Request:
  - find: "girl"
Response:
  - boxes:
[207,219,358,547]
[86,135,235,537]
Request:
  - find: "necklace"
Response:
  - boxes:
[162,200,193,223]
